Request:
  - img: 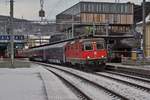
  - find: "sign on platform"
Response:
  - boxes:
[0,35,24,43]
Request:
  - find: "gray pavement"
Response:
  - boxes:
[0,58,30,68]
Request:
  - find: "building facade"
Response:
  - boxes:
[56,1,134,38]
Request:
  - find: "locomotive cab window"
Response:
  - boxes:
[84,43,93,51]
[96,42,104,49]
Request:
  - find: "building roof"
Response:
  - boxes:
[146,13,150,21]
[56,1,133,17]
[134,2,150,23]
[137,13,150,25]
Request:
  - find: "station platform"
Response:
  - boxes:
[106,63,150,76]
[0,63,78,100]
[0,58,30,68]
[106,63,150,71]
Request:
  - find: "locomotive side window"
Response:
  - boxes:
[84,43,93,50]
[96,42,104,49]
[68,46,70,50]
[82,45,84,51]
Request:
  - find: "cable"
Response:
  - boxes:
[47,0,62,19]
[40,0,44,9]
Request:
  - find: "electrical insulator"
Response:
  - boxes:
[39,9,45,17]
[39,0,45,18]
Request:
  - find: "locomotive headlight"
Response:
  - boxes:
[101,56,104,58]
[87,56,90,59]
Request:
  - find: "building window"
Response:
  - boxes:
[125,5,128,13]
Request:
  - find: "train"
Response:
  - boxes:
[28,38,107,70]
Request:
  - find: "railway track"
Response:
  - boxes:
[94,72,150,93]
[49,70,92,100]
[38,63,127,100]
[35,62,150,100]
[105,71,150,83]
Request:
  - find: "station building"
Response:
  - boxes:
[56,1,134,38]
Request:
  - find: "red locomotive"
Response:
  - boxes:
[65,38,107,66]
[28,38,107,70]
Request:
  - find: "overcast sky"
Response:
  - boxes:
[0,0,147,20]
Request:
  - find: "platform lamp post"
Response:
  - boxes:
[10,0,14,68]
[142,0,146,58]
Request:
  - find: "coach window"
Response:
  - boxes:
[84,43,93,50]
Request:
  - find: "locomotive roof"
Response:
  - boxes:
[82,38,104,41]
